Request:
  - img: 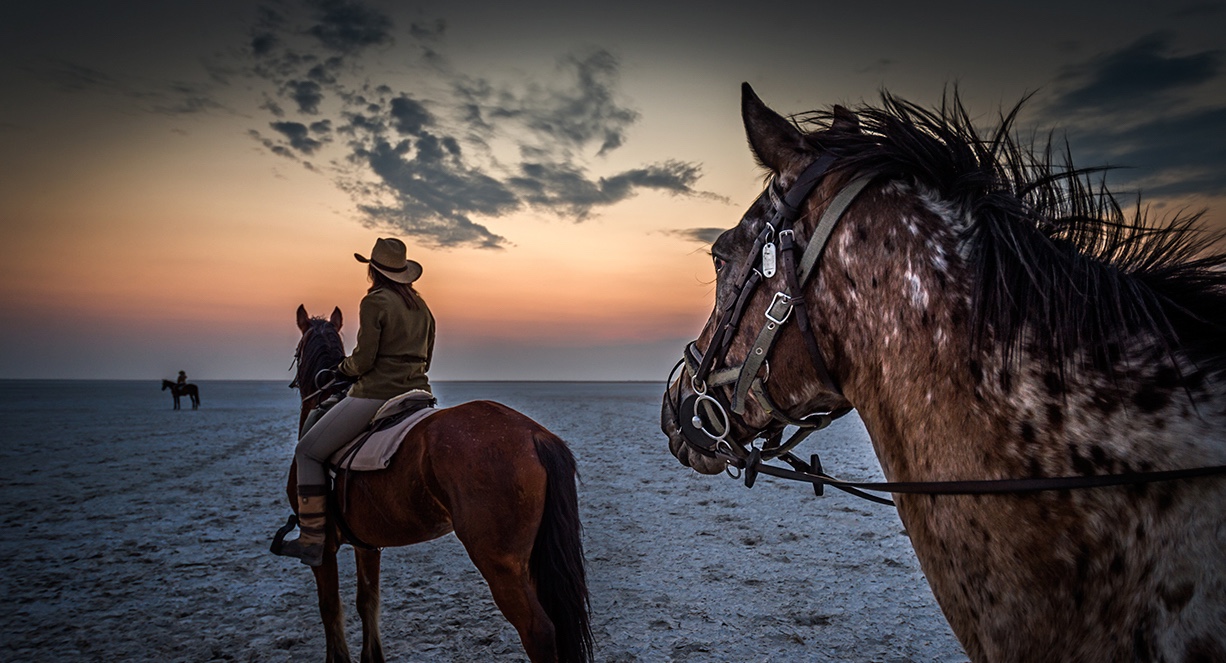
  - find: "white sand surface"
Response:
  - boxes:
[0,380,965,662]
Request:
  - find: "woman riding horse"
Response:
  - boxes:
[275,237,436,567]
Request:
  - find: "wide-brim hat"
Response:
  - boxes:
[354,237,422,284]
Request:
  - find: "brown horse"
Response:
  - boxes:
[161,379,199,409]
[662,84,1226,662]
[282,305,592,663]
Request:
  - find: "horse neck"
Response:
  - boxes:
[815,182,1226,485]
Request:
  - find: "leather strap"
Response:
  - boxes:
[686,342,739,387]
[780,230,839,392]
[797,175,875,284]
[696,237,767,383]
[740,455,1226,506]
[781,155,836,214]
[731,295,790,414]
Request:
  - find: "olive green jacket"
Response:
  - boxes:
[338,288,434,399]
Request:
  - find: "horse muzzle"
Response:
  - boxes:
[661,360,742,476]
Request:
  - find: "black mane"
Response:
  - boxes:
[295,317,346,392]
[797,93,1226,379]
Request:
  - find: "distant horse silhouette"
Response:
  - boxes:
[278,305,592,663]
[161,379,199,410]
[662,84,1226,662]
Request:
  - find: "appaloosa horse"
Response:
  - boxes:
[662,84,1226,662]
[280,305,591,663]
[161,379,199,409]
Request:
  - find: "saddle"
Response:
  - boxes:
[320,389,439,473]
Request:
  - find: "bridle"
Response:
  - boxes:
[671,155,873,465]
[668,155,1226,506]
[289,322,350,407]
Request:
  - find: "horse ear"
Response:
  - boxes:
[330,306,343,331]
[296,304,310,332]
[742,82,808,173]
[831,105,861,133]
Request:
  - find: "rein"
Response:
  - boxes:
[672,156,1226,507]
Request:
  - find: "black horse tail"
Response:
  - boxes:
[530,432,593,663]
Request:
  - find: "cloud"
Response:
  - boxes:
[29,58,227,117]
[389,95,431,135]
[305,0,393,52]
[455,51,640,159]
[149,82,225,115]
[248,129,297,160]
[34,59,117,92]
[506,160,708,219]
[242,2,714,250]
[270,121,324,154]
[287,79,323,113]
[1039,33,1226,200]
[354,138,512,248]
[1064,106,1226,197]
[250,4,286,57]
[1050,33,1221,113]
[665,228,725,245]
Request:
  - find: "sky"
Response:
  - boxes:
[1,0,1224,381]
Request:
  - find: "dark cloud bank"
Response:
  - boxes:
[245,0,712,249]
[1045,32,1226,198]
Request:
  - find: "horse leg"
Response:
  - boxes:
[465,549,556,663]
[354,547,385,663]
[312,547,352,663]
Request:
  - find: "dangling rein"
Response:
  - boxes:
[724,446,1226,507]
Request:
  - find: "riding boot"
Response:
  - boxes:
[276,485,328,567]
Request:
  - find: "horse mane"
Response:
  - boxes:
[296,317,346,389]
[796,92,1226,382]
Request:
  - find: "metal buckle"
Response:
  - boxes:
[765,292,793,325]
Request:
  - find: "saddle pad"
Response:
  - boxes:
[372,389,435,422]
[328,406,439,472]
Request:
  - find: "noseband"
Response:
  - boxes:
[676,155,876,467]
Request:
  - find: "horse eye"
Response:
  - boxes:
[713,256,728,273]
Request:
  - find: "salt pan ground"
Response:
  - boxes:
[1,380,965,662]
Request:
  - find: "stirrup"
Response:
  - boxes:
[269,513,299,556]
